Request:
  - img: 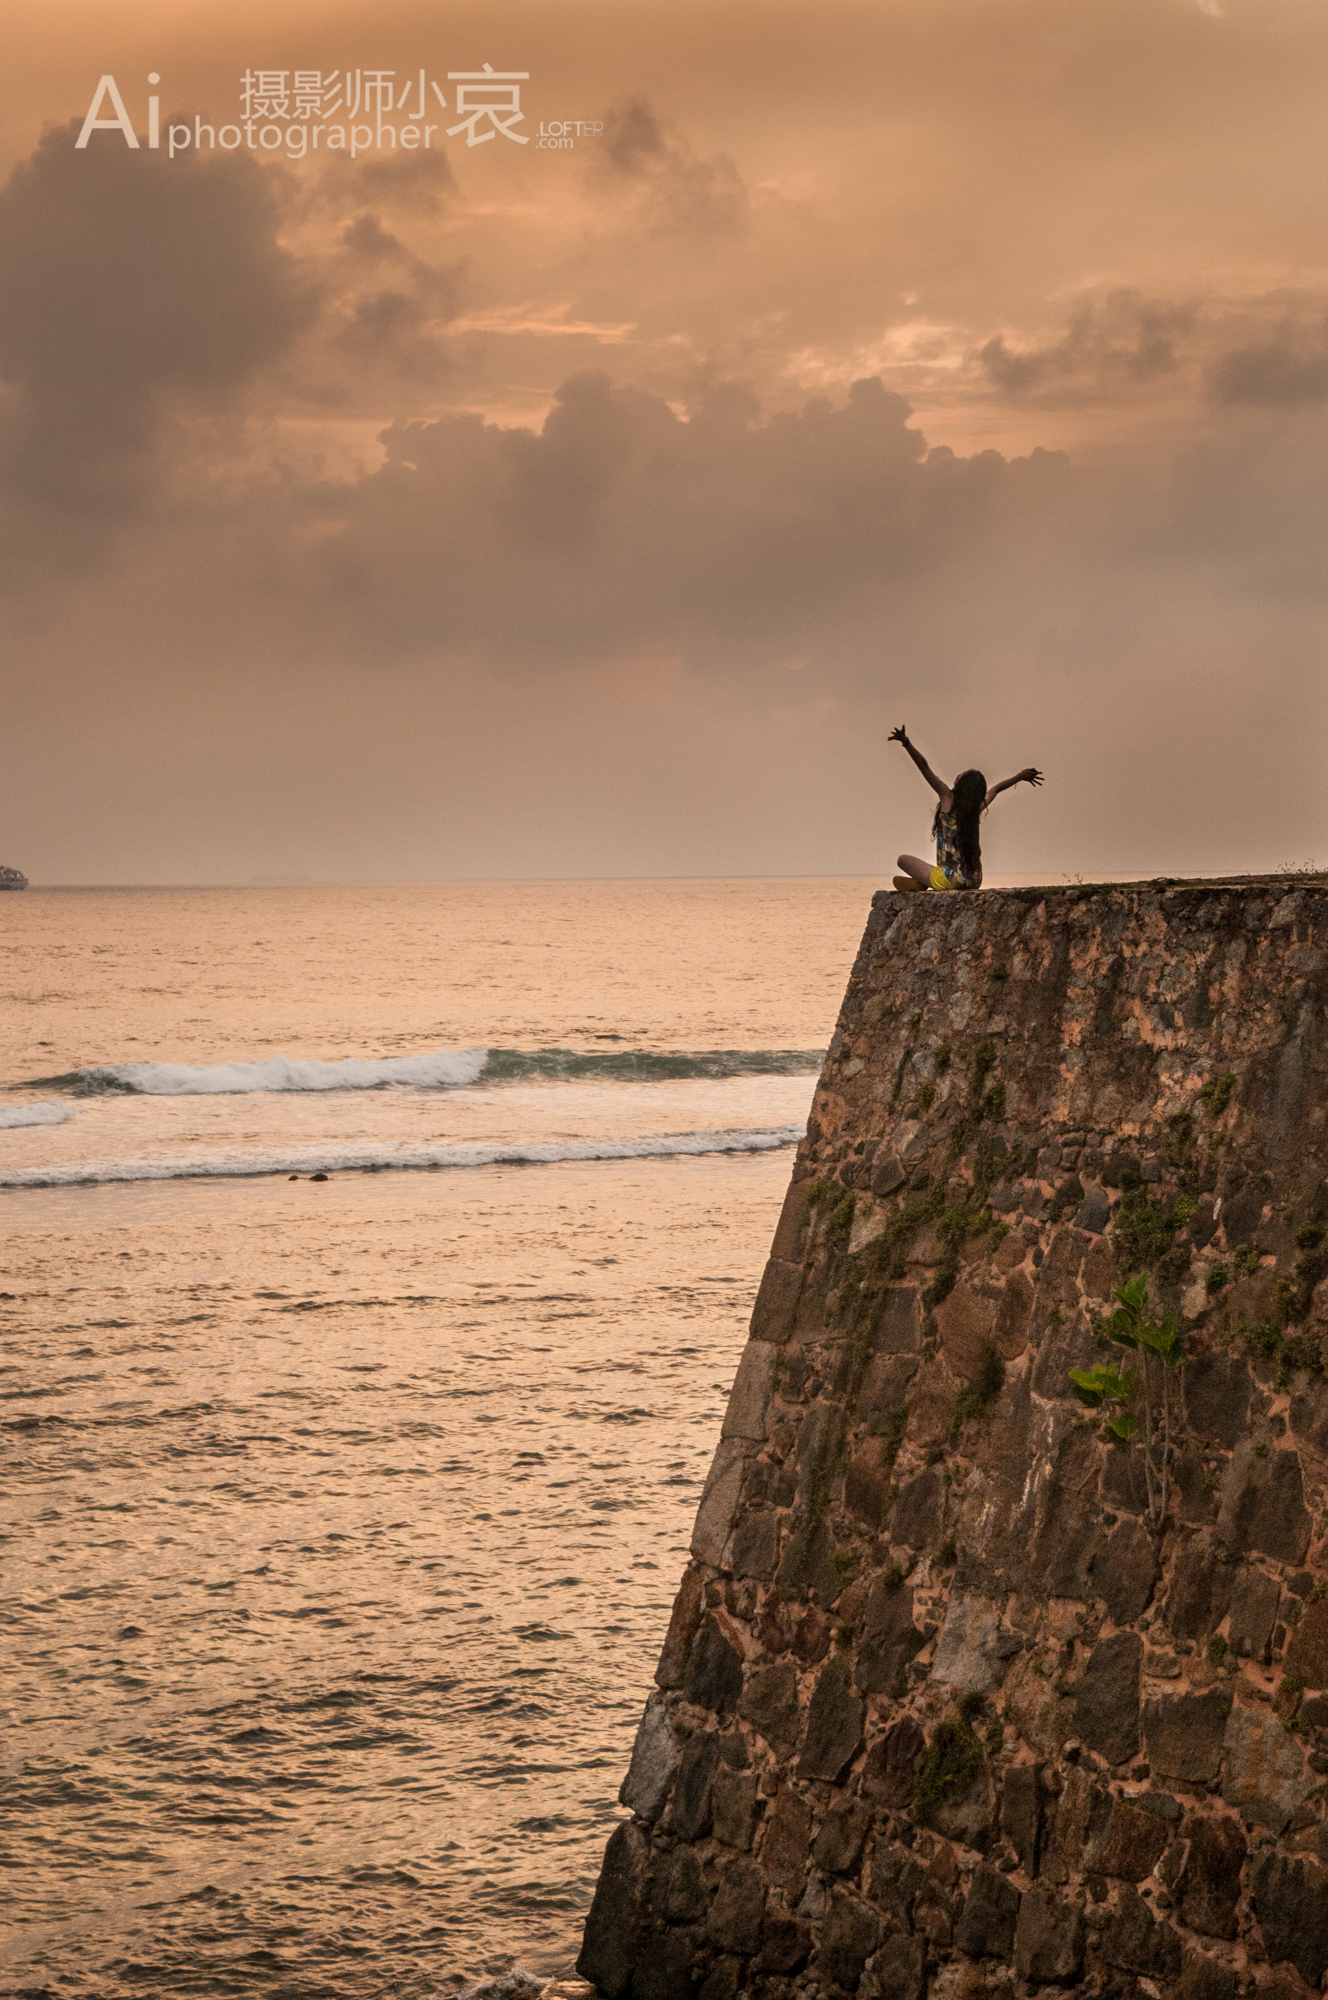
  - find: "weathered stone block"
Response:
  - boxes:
[816,1889,881,1992]
[860,1716,925,1808]
[757,1910,811,1973]
[1229,1564,1280,1662]
[870,1153,906,1199]
[856,1577,925,1697]
[1073,1632,1142,1767]
[864,1839,926,1930]
[955,1864,1020,1959]
[1221,1703,1309,1832]
[775,1513,841,1604]
[1090,1518,1157,1626]
[655,1567,705,1690]
[1013,1884,1085,1984]
[1144,1688,1232,1783]
[860,1351,918,1431]
[1101,1885,1182,1979]
[811,1795,871,1874]
[653,1844,709,1923]
[1250,1850,1328,1986]
[738,1660,801,1754]
[1171,1955,1238,2000]
[728,1507,778,1581]
[935,1282,997,1382]
[1074,1185,1110,1234]
[865,1932,925,2000]
[759,1788,814,1895]
[1285,1596,1328,1687]
[670,1731,719,1841]
[889,1466,945,1551]
[577,1820,651,1997]
[1215,1443,1311,1566]
[871,1286,922,1355]
[1001,1761,1042,1875]
[749,1257,802,1342]
[1166,1541,1233,1643]
[711,1769,760,1850]
[1039,1762,1106,1885]
[1178,1813,1245,1939]
[912,1875,955,1948]
[705,1856,766,1955]
[1184,1350,1252,1449]
[931,1592,1010,1698]
[696,1957,740,2000]
[844,1446,892,1531]
[798,1655,864,1782]
[620,1693,678,1823]
[721,1339,779,1441]
[1289,1377,1328,1456]
[771,1179,813,1261]
[691,1442,747,1567]
[685,1614,743,1714]
[630,1921,697,2000]
[1086,1798,1169,1881]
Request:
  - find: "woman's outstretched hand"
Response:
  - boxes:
[889,725,909,744]
[1020,767,1044,786]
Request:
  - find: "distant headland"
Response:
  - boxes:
[0,865,28,890]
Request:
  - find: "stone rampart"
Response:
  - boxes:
[578,880,1328,2000]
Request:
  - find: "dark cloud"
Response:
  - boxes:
[980,290,1196,401]
[0,120,314,567]
[1212,330,1328,406]
[329,212,464,379]
[312,148,457,218]
[596,95,748,234]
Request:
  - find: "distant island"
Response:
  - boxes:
[0,865,28,890]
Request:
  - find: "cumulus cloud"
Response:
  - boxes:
[298,372,1073,668]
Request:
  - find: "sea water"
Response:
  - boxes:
[1,879,871,1998]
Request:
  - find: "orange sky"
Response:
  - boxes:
[6,0,1328,882]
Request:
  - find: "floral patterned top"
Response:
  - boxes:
[935,807,982,890]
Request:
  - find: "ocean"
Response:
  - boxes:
[1,879,871,1999]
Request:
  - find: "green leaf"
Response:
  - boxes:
[1070,1364,1136,1408]
[1103,1412,1140,1446]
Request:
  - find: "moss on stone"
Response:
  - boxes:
[913,1713,984,1821]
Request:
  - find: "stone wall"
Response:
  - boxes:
[577,880,1328,2000]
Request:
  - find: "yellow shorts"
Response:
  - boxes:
[930,867,958,892]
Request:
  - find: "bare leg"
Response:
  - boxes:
[896,854,932,887]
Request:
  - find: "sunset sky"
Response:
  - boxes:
[6,0,1328,883]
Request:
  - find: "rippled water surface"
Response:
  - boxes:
[1,880,873,1997]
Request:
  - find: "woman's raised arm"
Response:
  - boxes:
[889,726,950,801]
[985,767,1044,806]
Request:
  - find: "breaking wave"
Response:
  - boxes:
[0,1123,806,1190]
[0,1100,74,1130]
[34,1046,824,1097]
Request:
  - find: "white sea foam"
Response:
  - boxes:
[46,1045,823,1096]
[0,1124,806,1189]
[0,1100,74,1130]
[64,1048,490,1096]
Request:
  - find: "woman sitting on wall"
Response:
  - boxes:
[890,724,1042,892]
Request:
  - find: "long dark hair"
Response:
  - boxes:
[933,769,987,876]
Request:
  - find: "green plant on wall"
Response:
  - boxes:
[1067,1359,1138,1446]
[1070,1276,1183,1526]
